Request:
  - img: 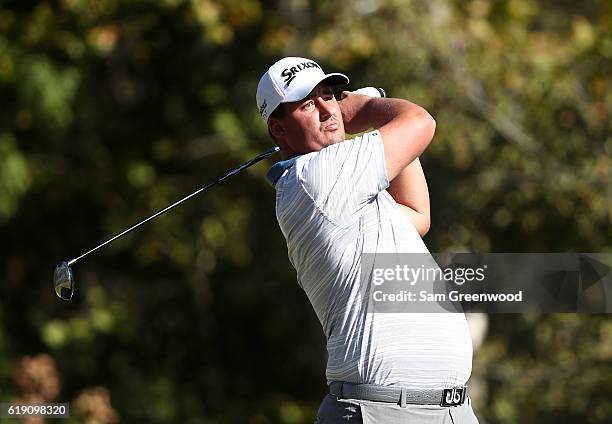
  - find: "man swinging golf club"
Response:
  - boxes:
[258,57,478,423]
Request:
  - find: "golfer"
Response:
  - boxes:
[257,57,478,423]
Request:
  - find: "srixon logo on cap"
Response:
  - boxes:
[281,61,321,86]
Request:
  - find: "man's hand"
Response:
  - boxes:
[338,91,373,135]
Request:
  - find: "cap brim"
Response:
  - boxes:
[283,72,350,103]
[322,73,350,88]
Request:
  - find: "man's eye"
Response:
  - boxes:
[302,100,315,110]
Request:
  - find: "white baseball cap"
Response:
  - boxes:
[256,57,349,122]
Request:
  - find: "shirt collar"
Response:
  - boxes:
[265,157,299,187]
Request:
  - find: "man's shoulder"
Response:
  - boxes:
[295,130,384,182]
[270,128,384,193]
[300,130,382,165]
[321,130,382,154]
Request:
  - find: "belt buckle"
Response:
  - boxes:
[440,386,466,407]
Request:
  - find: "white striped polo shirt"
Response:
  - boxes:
[266,130,473,389]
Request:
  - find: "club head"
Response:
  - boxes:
[54,261,74,301]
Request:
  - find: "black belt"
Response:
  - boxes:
[330,381,468,407]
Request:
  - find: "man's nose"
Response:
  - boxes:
[316,97,333,121]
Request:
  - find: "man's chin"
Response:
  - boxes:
[322,134,346,146]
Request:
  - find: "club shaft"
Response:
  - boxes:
[67,146,280,266]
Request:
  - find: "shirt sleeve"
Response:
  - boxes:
[297,130,390,225]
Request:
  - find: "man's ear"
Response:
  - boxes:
[268,118,285,139]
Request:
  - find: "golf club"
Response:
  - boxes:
[54,146,280,301]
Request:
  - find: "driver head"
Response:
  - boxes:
[54,261,74,301]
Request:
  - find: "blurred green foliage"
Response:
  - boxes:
[0,0,610,423]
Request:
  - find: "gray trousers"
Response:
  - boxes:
[315,394,479,423]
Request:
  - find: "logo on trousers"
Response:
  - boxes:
[440,387,466,407]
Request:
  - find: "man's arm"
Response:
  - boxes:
[339,92,434,235]
[388,159,430,236]
[339,92,436,180]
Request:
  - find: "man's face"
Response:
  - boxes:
[273,83,345,155]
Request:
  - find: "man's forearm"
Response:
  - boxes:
[341,96,429,135]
